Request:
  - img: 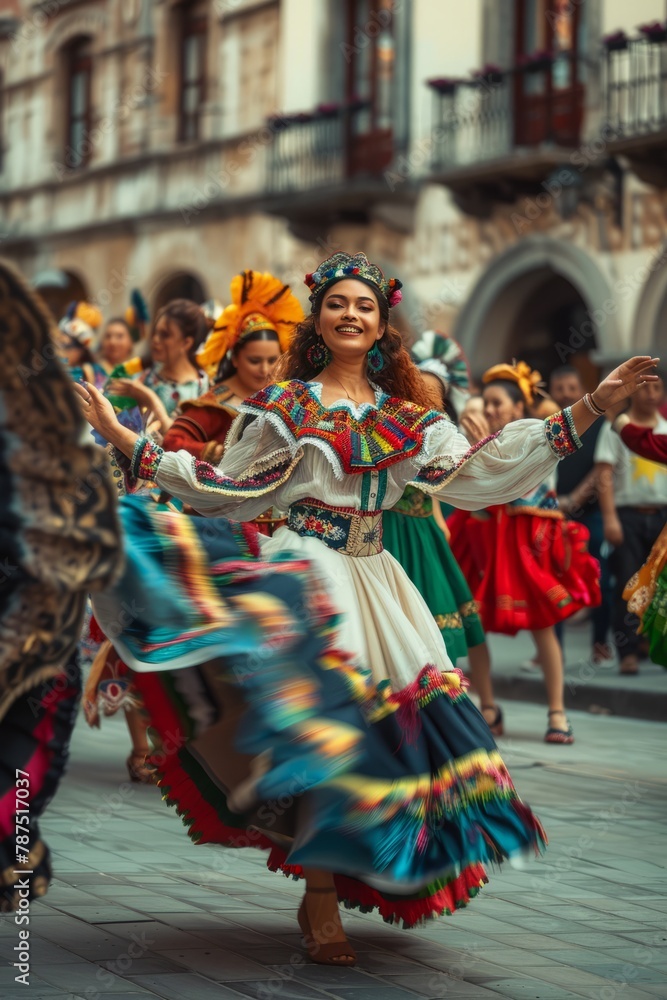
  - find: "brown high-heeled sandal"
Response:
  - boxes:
[297,887,357,966]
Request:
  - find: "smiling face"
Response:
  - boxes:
[233,335,281,395]
[483,383,525,433]
[101,321,134,366]
[315,279,384,362]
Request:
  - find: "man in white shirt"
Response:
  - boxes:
[594,378,667,674]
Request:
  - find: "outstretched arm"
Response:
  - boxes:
[74,381,298,518]
[413,357,660,509]
[613,413,667,465]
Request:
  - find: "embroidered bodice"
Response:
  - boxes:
[126,379,581,521]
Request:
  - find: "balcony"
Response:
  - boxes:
[264,104,415,239]
[603,32,667,186]
[428,55,587,216]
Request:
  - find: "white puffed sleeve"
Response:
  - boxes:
[123,414,303,519]
[407,410,581,511]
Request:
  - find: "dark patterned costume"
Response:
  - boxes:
[0,261,120,910]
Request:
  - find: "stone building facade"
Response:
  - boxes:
[1,0,667,380]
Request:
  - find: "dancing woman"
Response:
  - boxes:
[457,363,604,744]
[76,252,657,965]
[105,298,209,438]
[164,270,302,465]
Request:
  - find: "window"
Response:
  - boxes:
[344,0,396,176]
[65,37,92,169]
[179,5,207,142]
[513,0,585,146]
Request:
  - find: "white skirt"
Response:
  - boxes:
[259,525,455,690]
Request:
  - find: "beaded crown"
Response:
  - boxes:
[305,252,403,309]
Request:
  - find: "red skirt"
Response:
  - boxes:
[475,508,601,635]
[447,509,492,590]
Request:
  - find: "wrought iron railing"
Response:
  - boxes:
[267,111,347,193]
[430,76,512,172]
[604,36,667,136]
[430,54,586,173]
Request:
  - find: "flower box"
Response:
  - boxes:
[603,30,628,52]
[472,64,504,85]
[517,50,553,73]
[638,21,667,43]
[427,77,460,95]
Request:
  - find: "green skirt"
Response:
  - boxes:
[383,506,485,663]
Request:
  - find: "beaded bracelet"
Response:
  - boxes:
[583,392,606,416]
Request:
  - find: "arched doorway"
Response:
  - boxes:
[632,255,667,361]
[32,269,89,322]
[152,272,207,313]
[453,238,623,388]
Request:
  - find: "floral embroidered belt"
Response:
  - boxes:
[287,498,383,557]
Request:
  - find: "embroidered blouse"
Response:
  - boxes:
[124,379,581,519]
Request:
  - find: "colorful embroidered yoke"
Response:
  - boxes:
[234,379,443,475]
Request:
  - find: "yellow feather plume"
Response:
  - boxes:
[197,270,303,375]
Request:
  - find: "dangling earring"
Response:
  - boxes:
[306,336,331,371]
[367,341,385,373]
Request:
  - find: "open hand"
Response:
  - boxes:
[74,380,122,439]
[593,356,660,410]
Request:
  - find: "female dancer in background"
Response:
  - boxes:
[76,251,656,965]
[459,362,602,743]
[382,334,503,734]
[105,298,209,439]
[164,270,303,464]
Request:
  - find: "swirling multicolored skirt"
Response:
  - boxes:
[93,495,547,927]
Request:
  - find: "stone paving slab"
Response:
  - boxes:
[1,706,666,1000]
[485,621,667,720]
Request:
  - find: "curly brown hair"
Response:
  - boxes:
[274,288,437,410]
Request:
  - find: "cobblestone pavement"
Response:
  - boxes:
[1,699,665,1000]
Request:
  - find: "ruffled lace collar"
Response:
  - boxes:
[306,380,385,416]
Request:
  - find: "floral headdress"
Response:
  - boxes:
[412,330,471,419]
[482,360,544,406]
[197,270,303,376]
[59,300,103,349]
[305,252,403,310]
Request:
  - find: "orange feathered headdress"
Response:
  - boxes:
[196,270,303,375]
[482,360,545,406]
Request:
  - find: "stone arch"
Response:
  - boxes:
[150,270,208,314]
[452,237,623,380]
[33,267,89,322]
[631,251,667,357]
